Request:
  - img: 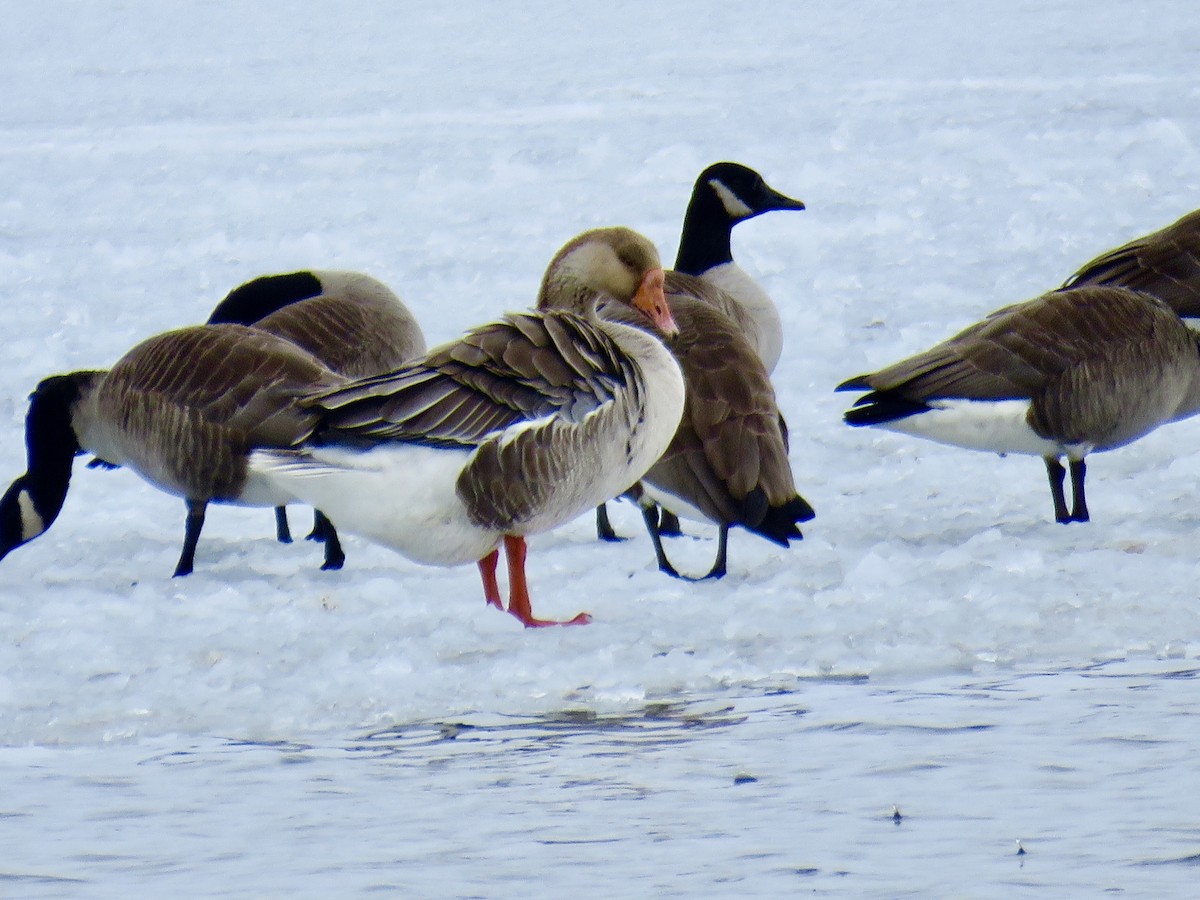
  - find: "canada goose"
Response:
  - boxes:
[1061,208,1200,318]
[596,162,805,544]
[207,269,426,549]
[247,227,685,627]
[837,286,1200,523]
[0,324,346,575]
[674,161,806,373]
[600,274,815,579]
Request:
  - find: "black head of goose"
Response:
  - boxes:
[0,324,346,576]
[599,273,816,579]
[673,161,805,375]
[207,269,426,550]
[837,286,1200,523]
[248,226,685,628]
[1060,208,1200,320]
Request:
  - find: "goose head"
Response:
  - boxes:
[537,227,678,337]
[695,162,806,223]
[0,373,96,562]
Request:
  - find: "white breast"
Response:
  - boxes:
[701,262,783,373]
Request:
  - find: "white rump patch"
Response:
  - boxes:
[18,489,45,541]
[709,178,754,219]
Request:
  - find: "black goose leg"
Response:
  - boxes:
[657,508,683,537]
[318,511,345,570]
[274,506,293,543]
[306,509,330,542]
[702,526,730,580]
[1045,457,1071,524]
[174,499,207,577]
[1068,459,1089,523]
[596,503,625,542]
[641,504,682,578]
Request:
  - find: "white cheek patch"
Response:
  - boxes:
[709,179,754,219]
[17,489,45,541]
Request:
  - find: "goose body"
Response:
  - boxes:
[604,275,814,578]
[0,324,345,575]
[208,268,427,550]
[1062,208,1200,319]
[249,227,685,627]
[838,286,1200,522]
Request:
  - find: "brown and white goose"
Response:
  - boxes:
[0,324,346,575]
[837,286,1200,523]
[1060,208,1200,319]
[593,274,814,579]
[247,227,685,627]
[207,269,427,551]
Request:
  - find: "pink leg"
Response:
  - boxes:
[502,535,591,628]
[477,549,504,609]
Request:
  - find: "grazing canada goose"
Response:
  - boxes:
[0,325,346,575]
[598,275,815,579]
[208,269,427,549]
[248,227,685,627]
[596,162,805,544]
[837,286,1200,523]
[1061,208,1200,318]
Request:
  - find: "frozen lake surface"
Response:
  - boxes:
[2,0,1200,895]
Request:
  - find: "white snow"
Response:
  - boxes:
[2,1,1200,895]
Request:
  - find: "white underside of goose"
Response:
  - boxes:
[638,482,711,525]
[700,262,783,373]
[877,399,1092,459]
[248,444,495,566]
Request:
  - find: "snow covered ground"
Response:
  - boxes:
[2,1,1200,895]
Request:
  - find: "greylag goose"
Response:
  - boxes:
[1060,208,1200,319]
[597,162,805,544]
[0,324,345,575]
[247,227,685,627]
[837,286,1200,523]
[207,269,426,554]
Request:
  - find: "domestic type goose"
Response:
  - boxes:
[1060,208,1200,318]
[837,286,1200,523]
[597,275,815,579]
[207,269,427,554]
[247,227,685,627]
[0,324,346,575]
[596,162,806,545]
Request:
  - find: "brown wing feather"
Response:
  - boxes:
[1063,209,1200,317]
[305,311,634,448]
[843,288,1176,402]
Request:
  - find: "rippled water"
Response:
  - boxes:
[4,659,1198,897]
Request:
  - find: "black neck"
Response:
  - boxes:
[674,187,734,276]
[206,270,323,326]
[5,374,91,536]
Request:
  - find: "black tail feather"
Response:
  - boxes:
[843,391,930,426]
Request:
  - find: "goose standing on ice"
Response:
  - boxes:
[596,162,807,549]
[0,325,346,575]
[207,269,426,557]
[248,227,685,627]
[837,286,1200,523]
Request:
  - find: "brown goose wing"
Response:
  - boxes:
[1063,210,1200,317]
[304,311,637,449]
[634,293,809,537]
[840,287,1170,403]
